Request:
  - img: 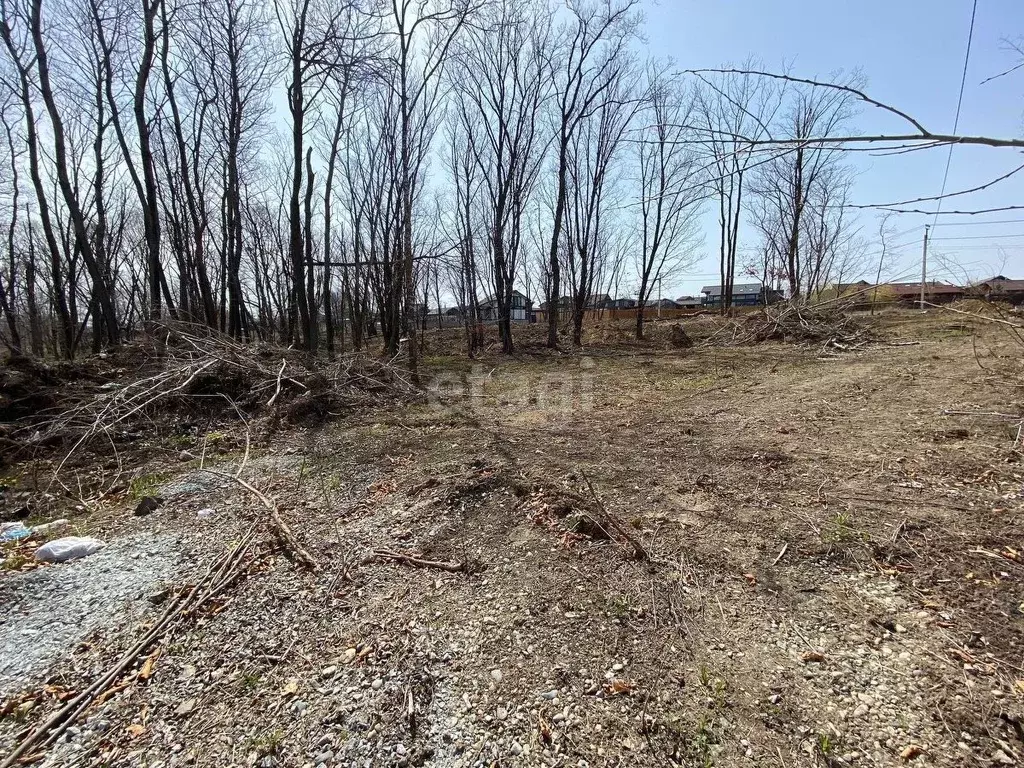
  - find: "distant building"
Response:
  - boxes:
[675,295,702,310]
[606,297,638,309]
[883,281,963,305]
[645,298,680,309]
[972,276,1024,304]
[835,280,871,296]
[478,290,534,322]
[700,283,783,307]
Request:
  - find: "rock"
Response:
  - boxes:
[371,678,383,690]
[343,648,357,663]
[30,519,69,536]
[134,496,163,516]
[511,743,523,756]
[314,751,333,764]
[196,508,216,519]
[320,666,338,678]
[178,451,194,462]
[993,750,1015,766]
[174,698,197,717]
[395,744,406,756]
[490,669,503,683]
[853,703,870,718]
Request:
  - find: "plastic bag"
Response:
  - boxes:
[34,536,106,563]
[1,522,30,542]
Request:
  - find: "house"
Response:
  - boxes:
[606,297,638,309]
[835,280,871,296]
[645,298,680,309]
[971,276,1024,304]
[586,293,612,309]
[883,281,964,305]
[700,283,783,307]
[477,290,533,322]
[675,295,702,310]
[538,296,572,312]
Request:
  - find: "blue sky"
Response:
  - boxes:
[641,0,1024,297]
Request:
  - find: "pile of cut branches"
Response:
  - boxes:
[7,323,419,459]
[711,302,870,352]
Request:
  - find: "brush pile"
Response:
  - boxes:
[713,302,869,351]
[2,323,419,459]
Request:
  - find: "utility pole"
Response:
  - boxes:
[919,225,930,310]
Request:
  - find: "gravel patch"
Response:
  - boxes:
[0,534,181,697]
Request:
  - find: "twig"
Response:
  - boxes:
[368,549,469,573]
[580,469,649,561]
[772,542,789,565]
[266,358,287,407]
[201,469,319,571]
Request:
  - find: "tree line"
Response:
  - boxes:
[0,0,871,367]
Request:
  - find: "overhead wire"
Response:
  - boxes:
[932,0,979,229]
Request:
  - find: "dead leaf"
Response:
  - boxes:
[537,714,552,745]
[281,679,300,696]
[948,648,975,665]
[900,744,925,761]
[743,573,757,586]
[603,679,634,696]
[801,651,826,664]
[125,724,147,739]
[139,649,160,681]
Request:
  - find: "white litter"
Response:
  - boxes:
[30,519,70,536]
[34,536,107,564]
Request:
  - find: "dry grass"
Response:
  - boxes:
[2,309,1023,768]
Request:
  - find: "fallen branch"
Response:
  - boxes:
[580,469,649,561]
[368,548,471,573]
[202,468,319,572]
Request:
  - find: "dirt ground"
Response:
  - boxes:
[2,309,1024,768]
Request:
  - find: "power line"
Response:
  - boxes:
[927,218,1024,227]
[929,232,1024,241]
[932,0,978,226]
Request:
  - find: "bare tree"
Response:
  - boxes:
[750,75,859,300]
[563,69,636,345]
[542,0,639,348]
[449,0,551,353]
[633,65,704,339]
[694,62,784,312]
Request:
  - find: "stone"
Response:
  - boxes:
[490,669,503,683]
[174,698,197,717]
[134,496,163,516]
